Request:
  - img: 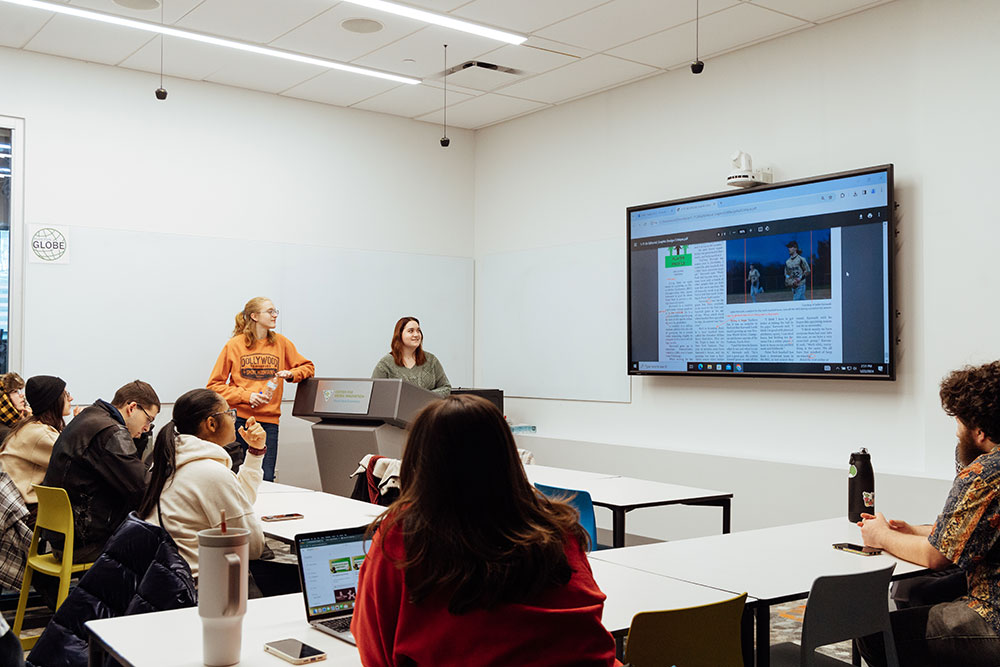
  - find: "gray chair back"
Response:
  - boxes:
[800,563,899,667]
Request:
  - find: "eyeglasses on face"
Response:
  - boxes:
[137,404,155,427]
[210,408,238,420]
[260,309,279,316]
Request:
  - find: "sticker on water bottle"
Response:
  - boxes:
[863,491,875,508]
[849,464,857,478]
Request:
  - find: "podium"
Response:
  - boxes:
[292,378,438,496]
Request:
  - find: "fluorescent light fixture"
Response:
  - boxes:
[0,0,421,84]
[342,0,527,45]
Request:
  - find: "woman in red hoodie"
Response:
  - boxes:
[352,394,617,667]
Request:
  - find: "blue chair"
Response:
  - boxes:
[534,483,600,551]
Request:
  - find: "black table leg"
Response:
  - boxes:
[755,603,770,667]
[611,508,627,548]
[741,606,755,667]
[722,498,732,534]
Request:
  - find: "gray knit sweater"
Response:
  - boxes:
[371,352,451,397]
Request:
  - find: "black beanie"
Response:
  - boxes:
[25,375,66,415]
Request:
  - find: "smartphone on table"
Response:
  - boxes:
[262,513,304,522]
[264,639,327,664]
[832,542,882,556]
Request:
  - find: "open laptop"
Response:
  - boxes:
[294,526,370,645]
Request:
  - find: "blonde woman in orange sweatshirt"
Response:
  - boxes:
[207,297,314,481]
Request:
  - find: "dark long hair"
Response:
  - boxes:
[0,394,66,450]
[374,394,588,614]
[389,317,426,367]
[138,389,225,518]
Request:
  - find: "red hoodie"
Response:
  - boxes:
[352,523,617,667]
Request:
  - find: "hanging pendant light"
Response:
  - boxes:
[691,0,704,74]
[154,0,168,98]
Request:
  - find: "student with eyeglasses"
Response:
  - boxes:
[41,380,161,563]
[208,296,314,482]
[139,388,267,578]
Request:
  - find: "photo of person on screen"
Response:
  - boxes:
[784,241,811,300]
[747,264,762,303]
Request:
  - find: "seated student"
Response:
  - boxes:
[859,361,1000,666]
[371,317,451,397]
[0,372,29,439]
[139,388,266,577]
[0,375,73,526]
[41,380,159,563]
[352,394,617,667]
[0,612,24,667]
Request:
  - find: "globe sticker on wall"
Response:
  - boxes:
[29,225,70,264]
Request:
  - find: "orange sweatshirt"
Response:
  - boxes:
[207,333,315,425]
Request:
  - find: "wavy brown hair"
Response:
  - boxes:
[389,316,426,367]
[372,394,588,615]
[233,297,277,348]
[940,361,1000,444]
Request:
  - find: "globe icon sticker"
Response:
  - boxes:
[31,227,67,262]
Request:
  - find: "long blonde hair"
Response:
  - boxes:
[233,297,277,348]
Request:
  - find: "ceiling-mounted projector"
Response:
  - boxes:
[727,150,773,188]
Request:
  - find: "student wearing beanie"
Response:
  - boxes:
[0,375,73,524]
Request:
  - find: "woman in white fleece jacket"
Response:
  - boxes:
[138,388,268,578]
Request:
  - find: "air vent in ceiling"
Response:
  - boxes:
[443,60,523,92]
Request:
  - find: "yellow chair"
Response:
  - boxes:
[12,484,95,650]
[624,592,748,667]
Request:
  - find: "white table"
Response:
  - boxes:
[254,492,382,543]
[525,465,733,547]
[590,517,929,667]
[87,593,361,666]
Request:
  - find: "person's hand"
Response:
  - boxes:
[858,512,892,548]
[249,392,267,408]
[72,405,83,417]
[885,518,920,535]
[239,416,267,451]
[276,370,292,380]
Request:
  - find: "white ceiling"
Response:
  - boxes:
[0,0,898,129]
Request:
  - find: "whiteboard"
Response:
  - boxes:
[476,238,630,402]
[22,226,473,404]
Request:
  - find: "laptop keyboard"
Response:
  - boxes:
[318,617,352,634]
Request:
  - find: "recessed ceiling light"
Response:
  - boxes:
[113,0,160,9]
[341,18,383,34]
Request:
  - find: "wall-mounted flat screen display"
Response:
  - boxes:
[627,164,895,380]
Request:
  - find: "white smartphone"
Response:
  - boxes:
[264,639,327,664]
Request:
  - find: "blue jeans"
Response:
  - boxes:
[792,283,806,300]
[234,416,280,482]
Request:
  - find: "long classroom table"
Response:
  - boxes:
[525,464,733,547]
[590,516,929,667]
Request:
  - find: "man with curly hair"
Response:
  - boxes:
[858,361,1000,666]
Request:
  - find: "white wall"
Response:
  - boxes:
[474,0,1000,488]
[0,44,475,387]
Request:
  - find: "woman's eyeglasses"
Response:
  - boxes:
[211,408,238,420]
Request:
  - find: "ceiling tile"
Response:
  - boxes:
[496,54,656,104]
[68,0,205,25]
[204,53,325,93]
[271,4,424,63]
[535,0,737,52]
[281,67,402,106]
[0,5,53,49]
[175,0,330,44]
[750,0,892,23]
[475,43,578,77]
[24,13,156,66]
[611,2,808,68]
[416,93,548,129]
[352,82,474,118]
[351,25,498,80]
[118,35,242,80]
[451,0,607,34]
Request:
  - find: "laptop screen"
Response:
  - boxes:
[297,529,369,619]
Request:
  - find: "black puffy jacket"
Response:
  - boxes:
[40,400,148,562]
[27,512,197,667]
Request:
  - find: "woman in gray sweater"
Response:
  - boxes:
[372,317,451,397]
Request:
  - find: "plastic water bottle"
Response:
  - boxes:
[848,448,875,522]
[261,378,278,403]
